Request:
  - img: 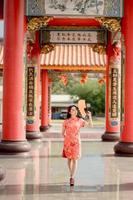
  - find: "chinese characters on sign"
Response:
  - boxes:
[50,31,101,44]
[27,67,35,117]
[111,68,118,118]
[41,30,106,44]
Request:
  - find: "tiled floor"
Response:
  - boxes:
[0,122,131,200]
[0,139,133,200]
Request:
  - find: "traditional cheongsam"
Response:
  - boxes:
[62,117,85,159]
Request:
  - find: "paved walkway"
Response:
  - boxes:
[0,122,132,199]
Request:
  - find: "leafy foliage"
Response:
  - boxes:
[51,72,105,115]
[66,79,105,115]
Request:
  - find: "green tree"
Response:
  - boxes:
[66,79,105,115]
[51,72,105,115]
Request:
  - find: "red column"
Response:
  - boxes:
[40,70,49,131]
[48,82,52,127]
[26,33,42,140]
[0,0,30,153]
[114,0,133,155]
[102,32,120,141]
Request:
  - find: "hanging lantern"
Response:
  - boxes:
[80,73,88,84]
[27,41,34,59]
[112,41,121,58]
[59,74,68,86]
[27,41,40,60]
[98,78,105,85]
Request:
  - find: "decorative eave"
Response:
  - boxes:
[92,44,106,54]
[41,65,106,72]
[41,44,55,54]
[96,17,121,32]
[0,64,106,72]
[27,16,53,31]
[40,44,107,70]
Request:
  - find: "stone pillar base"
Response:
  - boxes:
[114,142,133,156]
[26,131,43,140]
[0,141,31,155]
[40,126,49,132]
[0,167,5,181]
[102,132,120,141]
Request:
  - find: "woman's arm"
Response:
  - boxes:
[62,123,66,137]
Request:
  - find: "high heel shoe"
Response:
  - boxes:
[70,177,74,186]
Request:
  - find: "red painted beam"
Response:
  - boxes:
[49,18,101,27]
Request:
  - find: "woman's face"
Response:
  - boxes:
[70,106,78,116]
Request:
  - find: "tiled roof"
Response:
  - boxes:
[0,44,107,71]
[40,44,106,71]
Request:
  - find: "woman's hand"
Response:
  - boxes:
[86,111,92,118]
[84,111,93,127]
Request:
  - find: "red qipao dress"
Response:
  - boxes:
[62,117,85,159]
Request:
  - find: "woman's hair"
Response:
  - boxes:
[66,105,82,119]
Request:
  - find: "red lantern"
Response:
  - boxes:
[80,73,88,84]
[27,42,34,59]
[27,41,40,60]
[98,78,105,85]
[59,74,68,85]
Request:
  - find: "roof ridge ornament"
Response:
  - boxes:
[96,17,121,32]
[41,44,55,54]
[27,16,53,31]
[92,44,106,55]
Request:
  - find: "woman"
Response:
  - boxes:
[62,105,93,186]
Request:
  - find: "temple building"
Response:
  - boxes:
[1,1,133,199]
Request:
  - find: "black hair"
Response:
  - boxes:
[66,105,82,119]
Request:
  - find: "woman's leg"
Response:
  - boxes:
[69,159,77,186]
[67,159,72,176]
[71,159,77,178]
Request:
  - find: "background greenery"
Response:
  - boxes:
[50,72,105,116]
